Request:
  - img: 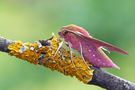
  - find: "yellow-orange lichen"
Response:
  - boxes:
[8,36,93,83]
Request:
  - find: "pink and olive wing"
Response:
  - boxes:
[65,30,128,55]
[63,30,120,68]
[68,31,119,68]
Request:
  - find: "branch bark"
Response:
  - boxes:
[0,36,135,90]
[89,67,135,90]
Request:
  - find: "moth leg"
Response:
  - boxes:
[68,42,73,60]
[53,41,63,57]
[68,42,76,67]
[79,42,90,68]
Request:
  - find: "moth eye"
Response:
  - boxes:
[63,31,68,36]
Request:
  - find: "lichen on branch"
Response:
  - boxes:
[7,36,93,83]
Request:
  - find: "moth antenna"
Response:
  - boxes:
[79,42,90,68]
[53,41,63,57]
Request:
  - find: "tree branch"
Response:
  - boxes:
[0,37,11,52]
[89,67,135,90]
[0,36,135,90]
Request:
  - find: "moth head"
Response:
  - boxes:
[58,30,69,39]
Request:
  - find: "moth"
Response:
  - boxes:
[58,24,128,69]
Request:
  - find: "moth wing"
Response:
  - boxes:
[84,37,128,55]
[66,30,128,55]
[64,30,120,68]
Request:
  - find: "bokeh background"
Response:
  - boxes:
[0,0,135,90]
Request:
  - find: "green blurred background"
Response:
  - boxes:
[0,0,134,90]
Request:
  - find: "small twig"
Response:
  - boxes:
[0,36,135,90]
